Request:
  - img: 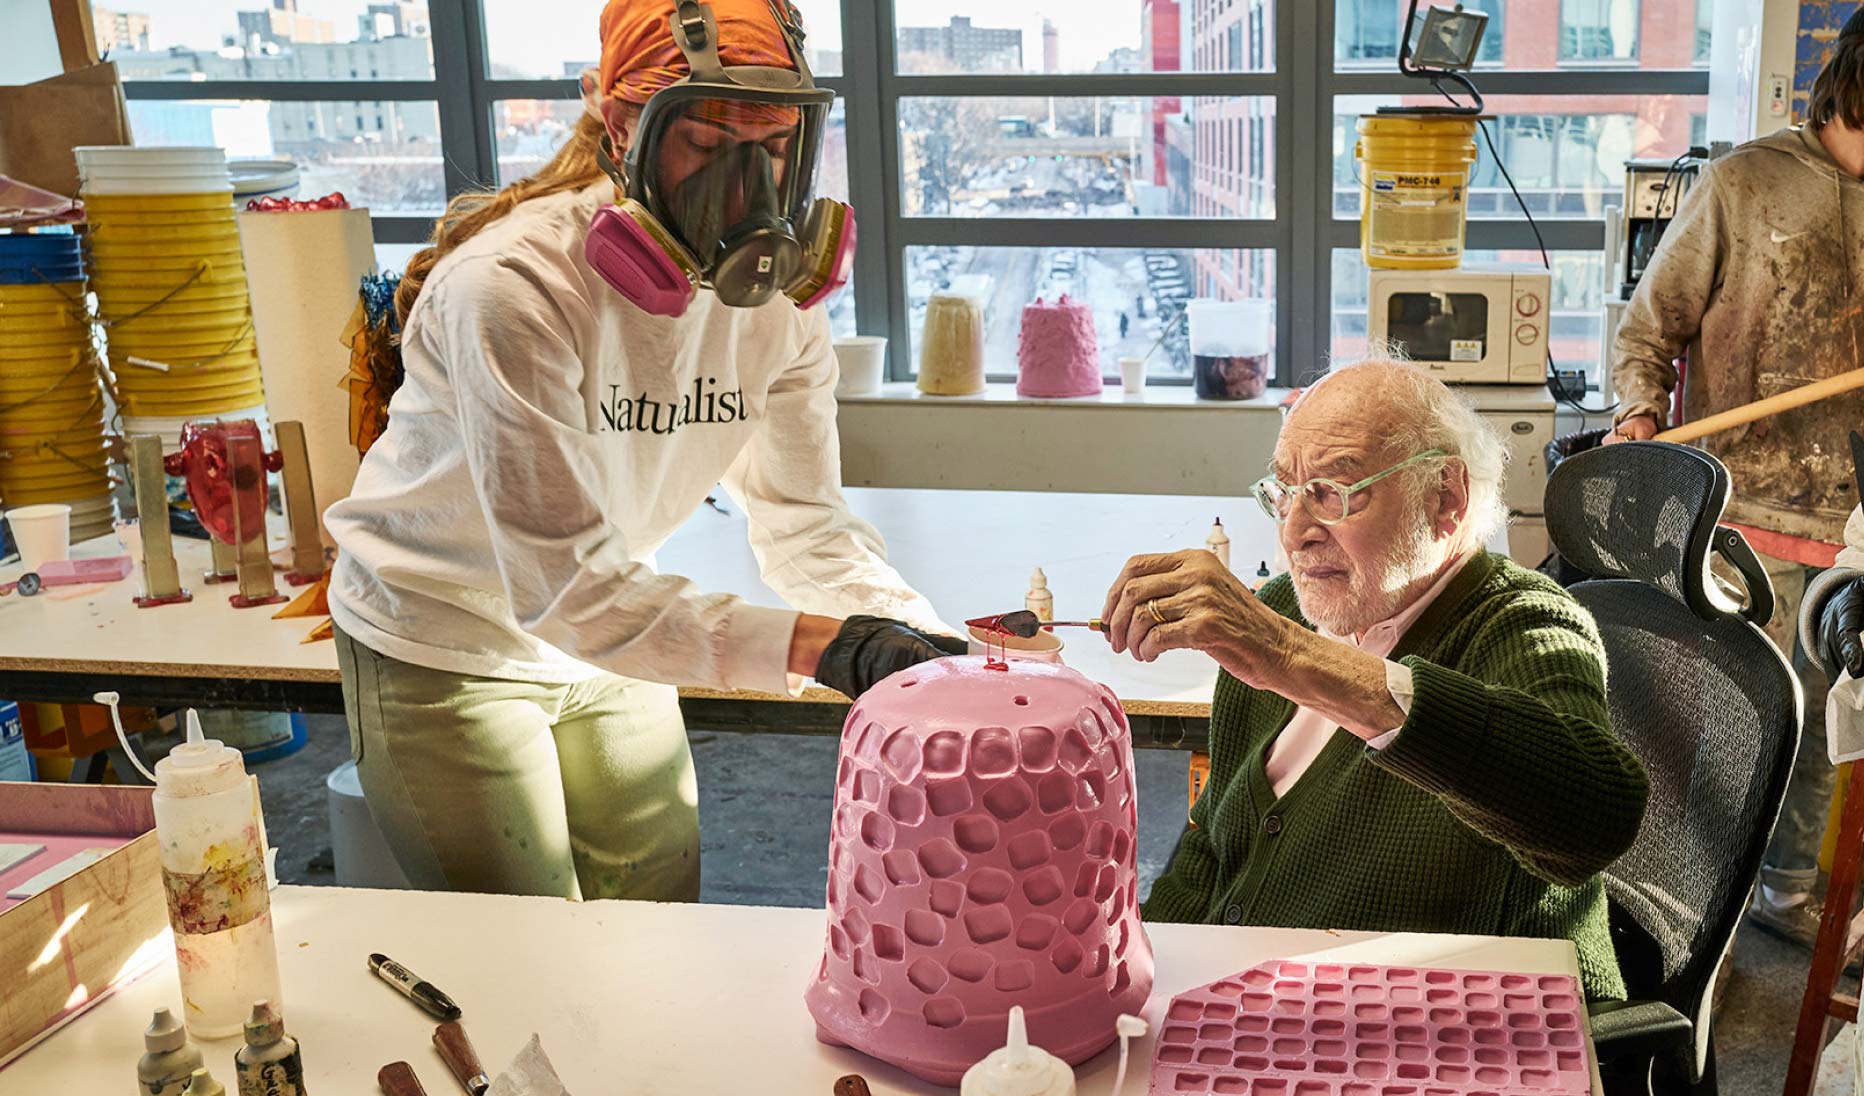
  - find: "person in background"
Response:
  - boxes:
[322,0,959,904]
[1607,10,1864,947]
[1119,361,1648,1000]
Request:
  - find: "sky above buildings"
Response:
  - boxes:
[115,0,1144,77]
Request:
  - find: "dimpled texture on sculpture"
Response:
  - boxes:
[1147,961,1592,1095]
[805,656,1154,1085]
[1015,295,1102,399]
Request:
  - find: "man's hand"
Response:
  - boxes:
[1820,577,1864,679]
[1100,549,1293,683]
[1602,413,1659,444]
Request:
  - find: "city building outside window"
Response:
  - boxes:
[107,0,1706,384]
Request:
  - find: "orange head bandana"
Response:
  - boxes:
[599,0,799,106]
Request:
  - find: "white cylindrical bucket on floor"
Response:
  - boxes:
[326,760,412,890]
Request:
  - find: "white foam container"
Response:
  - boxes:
[6,503,71,569]
[122,403,270,455]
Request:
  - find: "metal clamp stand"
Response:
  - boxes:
[126,435,192,608]
[275,420,325,586]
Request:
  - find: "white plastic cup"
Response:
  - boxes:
[832,336,887,398]
[966,624,1065,664]
[7,504,72,570]
[1119,355,1147,394]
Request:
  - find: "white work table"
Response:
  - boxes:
[0,885,1603,1094]
[0,489,1274,742]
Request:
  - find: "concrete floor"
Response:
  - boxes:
[233,715,1822,1093]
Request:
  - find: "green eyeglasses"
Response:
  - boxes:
[1252,449,1447,526]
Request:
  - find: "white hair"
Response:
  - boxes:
[1306,351,1512,544]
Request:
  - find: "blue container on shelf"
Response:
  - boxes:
[0,233,85,284]
[0,701,32,782]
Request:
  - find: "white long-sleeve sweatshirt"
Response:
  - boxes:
[324,181,942,693]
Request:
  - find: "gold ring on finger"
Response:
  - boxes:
[1146,598,1167,624]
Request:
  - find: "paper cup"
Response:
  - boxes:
[966,624,1065,663]
[6,504,72,569]
[832,336,887,398]
[1119,356,1147,394]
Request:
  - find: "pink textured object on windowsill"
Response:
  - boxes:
[1016,295,1103,399]
[1148,960,1592,1095]
[805,655,1154,1086]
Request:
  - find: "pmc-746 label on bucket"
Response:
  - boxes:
[1368,170,1466,258]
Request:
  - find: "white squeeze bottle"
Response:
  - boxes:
[151,710,282,1038]
[1025,568,1054,623]
[960,1007,1076,1096]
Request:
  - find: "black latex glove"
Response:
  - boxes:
[814,615,968,699]
[1820,577,1864,679]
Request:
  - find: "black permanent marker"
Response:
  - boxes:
[368,952,463,1022]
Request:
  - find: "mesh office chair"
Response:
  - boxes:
[1545,441,1803,1095]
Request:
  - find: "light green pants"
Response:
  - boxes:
[335,627,700,901]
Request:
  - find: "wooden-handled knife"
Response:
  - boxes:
[378,1062,429,1096]
[433,1021,492,1096]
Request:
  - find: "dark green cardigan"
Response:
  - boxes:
[1142,551,1649,1000]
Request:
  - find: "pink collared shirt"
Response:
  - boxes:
[1262,552,1477,798]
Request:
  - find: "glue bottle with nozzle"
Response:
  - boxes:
[1206,518,1231,571]
[1025,568,1053,623]
[182,1066,226,1096]
[150,710,281,1039]
[235,1000,305,1096]
[960,1006,1075,1096]
[137,1007,203,1096]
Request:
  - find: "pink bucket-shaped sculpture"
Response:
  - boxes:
[805,656,1155,1085]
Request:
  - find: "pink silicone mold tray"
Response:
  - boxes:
[1148,961,1590,1096]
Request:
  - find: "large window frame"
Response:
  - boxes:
[118,0,1710,387]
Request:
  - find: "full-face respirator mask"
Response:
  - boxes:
[585,0,855,316]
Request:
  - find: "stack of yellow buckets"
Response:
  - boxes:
[77,146,267,441]
[0,229,115,542]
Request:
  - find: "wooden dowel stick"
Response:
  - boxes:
[1655,367,1864,444]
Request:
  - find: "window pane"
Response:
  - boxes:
[1332,93,1705,219]
[1560,0,1639,63]
[101,1,434,79]
[900,97,1274,218]
[1336,0,1505,69]
[375,243,423,273]
[481,0,842,79]
[1336,0,1698,70]
[894,0,1273,75]
[1331,248,1605,375]
[906,246,1274,382]
[127,99,445,213]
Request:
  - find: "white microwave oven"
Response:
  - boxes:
[1366,266,1552,385]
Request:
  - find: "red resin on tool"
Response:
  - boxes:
[963,615,1013,670]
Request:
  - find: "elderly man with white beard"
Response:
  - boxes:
[1116,360,1649,1001]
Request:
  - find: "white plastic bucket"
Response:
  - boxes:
[75,146,227,167]
[6,503,71,569]
[78,176,234,196]
[832,336,887,397]
[326,761,413,889]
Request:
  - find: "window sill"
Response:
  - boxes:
[837,381,1297,410]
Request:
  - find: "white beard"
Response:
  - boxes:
[1292,509,1445,637]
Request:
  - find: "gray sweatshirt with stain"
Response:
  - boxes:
[1612,126,1864,544]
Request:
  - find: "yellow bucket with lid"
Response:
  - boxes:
[82,193,236,214]
[1354,114,1480,271]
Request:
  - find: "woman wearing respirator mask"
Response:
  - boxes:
[323,0,960,903]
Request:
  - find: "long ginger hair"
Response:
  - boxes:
[393,111,611,325]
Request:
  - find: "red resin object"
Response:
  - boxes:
[164,420,279,547]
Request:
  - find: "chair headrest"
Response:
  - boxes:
[1545,441,1769,624]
